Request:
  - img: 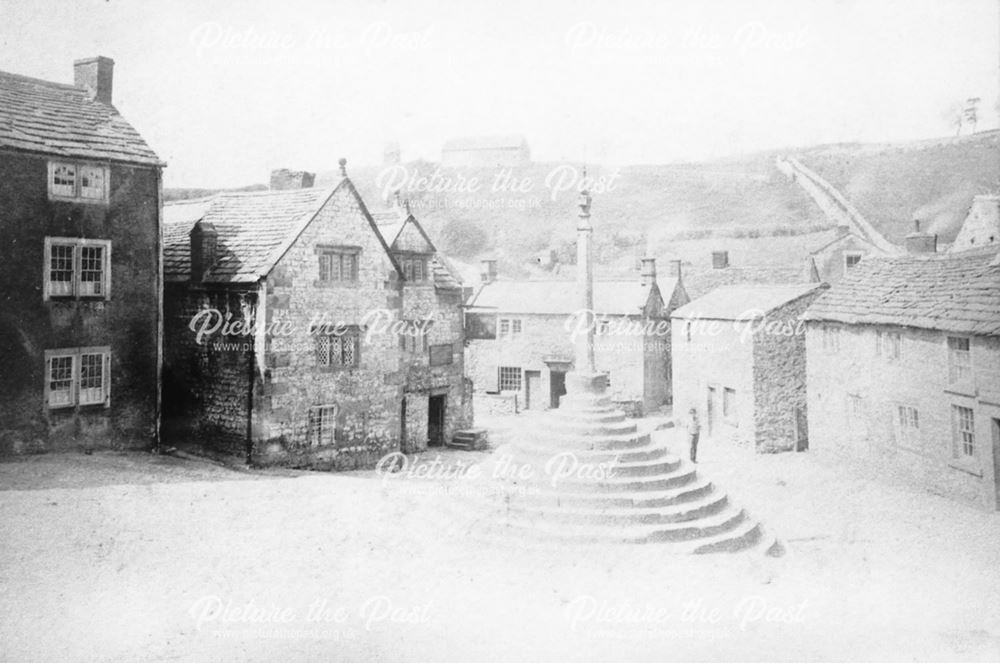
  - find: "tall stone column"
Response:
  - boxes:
[566,188,608,399]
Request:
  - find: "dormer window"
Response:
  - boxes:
[48,161,109,203]
[401,256,428,283]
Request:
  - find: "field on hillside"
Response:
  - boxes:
[797,131,999,243]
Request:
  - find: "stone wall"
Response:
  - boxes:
[806,321,1000,510]
[0,151,161,454]
[750,293,819,452]
[671,316,755,447]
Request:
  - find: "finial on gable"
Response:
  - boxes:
[338,158,347,177]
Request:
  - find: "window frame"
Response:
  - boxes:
[47,160,110,203]
[947,336,972,385]
[722,387,737,424]
[315,245,361,284]
[822,326,840,353]
[876,330,901,361]
[44,346,111,410]
[312,325,361,370]
[429,343,453,366]
[892,404,920,449]
[951,404,976,460]
[498,317,524,340]
[308,404,339,447]
[498,366,522,392]
[843,251,863,271]
[43,237,112,301]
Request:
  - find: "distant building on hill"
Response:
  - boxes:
[949,195,999,254]
[441,135,530,168]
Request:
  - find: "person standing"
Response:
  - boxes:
[686,408,700,463]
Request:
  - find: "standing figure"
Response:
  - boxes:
[687,408,700,463]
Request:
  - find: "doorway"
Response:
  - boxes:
[428,395,446,447]
[549,370,567,408]
[525,370,542,410]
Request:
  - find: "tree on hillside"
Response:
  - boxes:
[963,97,980,133]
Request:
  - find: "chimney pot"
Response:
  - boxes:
[639,258,657,286]
[269,169,315,190]
[74,56,114,105]
[711,250,730,269]
[190,222,218,282]
[480,259,497,284]
[670,259,683,282]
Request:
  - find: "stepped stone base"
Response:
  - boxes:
[468,371,781,555]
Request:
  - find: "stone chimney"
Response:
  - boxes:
[270,169,316,190]
[905,219,937,254]
[480,259,497,284]
[74,56,114,105]
[670,259,683,283]
[639,258,657,286]
[711,250,730,269]
[190,222,218,282]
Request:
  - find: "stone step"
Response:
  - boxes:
[498,439,672,465]
[485,507,750,545]
[509,477,716,510]
[533,418,639,437]
[501,491,730,527]
[520,430,654,452]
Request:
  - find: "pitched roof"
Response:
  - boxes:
[0,69,161,165]
[803,249,1000,336]
[672,283,827,320]
[466,277,677,316]
[442,135,527,152]
[163,185,341,283]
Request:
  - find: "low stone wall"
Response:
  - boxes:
[474,393,519,417]
[612,399,643,418]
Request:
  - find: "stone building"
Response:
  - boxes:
[949,194,999,254]
[0,57,164,454]
[464,259,688,416]
[802,249,1000,510]
[671,283,828,453]
[162,163,471,469]
[441,135,530,168]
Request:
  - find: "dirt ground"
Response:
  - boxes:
[1,421,999,663]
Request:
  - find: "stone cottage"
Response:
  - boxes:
[802,249,1000,510]
[671,283,828,453]
[162,162,471,469]
[0,57,164,454]
[464,258,688,416]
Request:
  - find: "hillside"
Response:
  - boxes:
[164,131,998,280]
[794,130,999,243]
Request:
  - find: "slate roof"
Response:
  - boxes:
[672,283,827,321]
[0,69,161,165]
[163,185,340,283]
[442,135,527,152]
[466,277,677,316]
[803,249,1000,336]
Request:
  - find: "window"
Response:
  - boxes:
[723,387,736,421]
[498,317,523,340]
[48,161,108,202]
[308,405,339,447]
[317,247,359,283]
[952,405,975,459]
[947,337,971,384]
[822,326,840,353]
[844,252,863,270]
[498,366,522,392]
[401,257,428,283]
[596,318,611,335]
[44,238,111,299]
[429,344,453,366]
[847,394,864,421]
[894,405,920,447]
[44,347,110,408]
[314,328,359,369]
[876,330,901,360]
[399,321,429,354]
[685,321,692,343]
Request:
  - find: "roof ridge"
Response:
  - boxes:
[0,69,81,90]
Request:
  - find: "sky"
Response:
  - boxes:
[1,0,997,188]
